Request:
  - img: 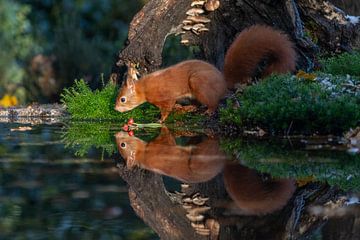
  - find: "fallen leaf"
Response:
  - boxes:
[10,126,32,132]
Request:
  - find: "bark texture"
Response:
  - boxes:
[330,0,360,15]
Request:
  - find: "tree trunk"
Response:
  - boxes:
[111,0,359,84]
[329,0,360,15]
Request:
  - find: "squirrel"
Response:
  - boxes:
[115,25,296,122]
[115,60,227,122]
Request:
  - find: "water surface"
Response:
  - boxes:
[0,122,359,239]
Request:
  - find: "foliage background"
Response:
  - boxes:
[0,1,37,103]
[0,0,146,104]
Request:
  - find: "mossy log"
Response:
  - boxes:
[111,0,360,84]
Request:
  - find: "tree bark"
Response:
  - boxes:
[111,0,359,83]
[297,0,360,53]
[329,0,360,15]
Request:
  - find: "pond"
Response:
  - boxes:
[0,121,359,239]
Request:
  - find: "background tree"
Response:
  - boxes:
[0,0,146,103]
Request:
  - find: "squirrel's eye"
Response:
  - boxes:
[120,97,126,103]
[120,143,126,148]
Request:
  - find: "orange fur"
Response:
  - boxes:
[224,25,296,88]
[223,164,296,215]
[115,60,227,122]
[115,127,226,183]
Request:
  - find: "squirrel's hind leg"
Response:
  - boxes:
[189,73,226,113]
[159,109,171,123]
[155,100,176,123]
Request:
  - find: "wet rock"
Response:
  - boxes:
[0,104,67,124]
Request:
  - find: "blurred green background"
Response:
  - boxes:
[0,0,146,105]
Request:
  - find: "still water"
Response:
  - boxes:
[0,122,359,240]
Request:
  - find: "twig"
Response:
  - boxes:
[286,121,294,137]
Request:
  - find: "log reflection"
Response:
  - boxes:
[114,128,352,240]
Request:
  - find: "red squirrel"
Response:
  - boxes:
[115,25,296,122]
[115,60,227,122]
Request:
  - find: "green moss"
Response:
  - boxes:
[221,138,360,191]
[220,74,360,135]
[60,79,160,122]
[61,121,118,157]
[320,51,360,77]
[166,111,206,125]
[303,29,318,44]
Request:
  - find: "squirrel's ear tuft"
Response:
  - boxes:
[125,76,136,94]
[128,63,140,81]
[124,63,139,94]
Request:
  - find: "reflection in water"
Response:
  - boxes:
[115,128,299,239]
[115,127,295,216]
[2,123,360,239]
[0,123,156,239]
[223,164,296,216]
[115,127,226,183]
[114,128,360,240]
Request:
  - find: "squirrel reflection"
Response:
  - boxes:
[115,127,226,183]
[222,163,296,215]
[115,127,295,216]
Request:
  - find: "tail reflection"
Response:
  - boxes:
[223,164,296,215]
[115,127,226,183]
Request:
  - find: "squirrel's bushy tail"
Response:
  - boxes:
[224,25,296,89]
